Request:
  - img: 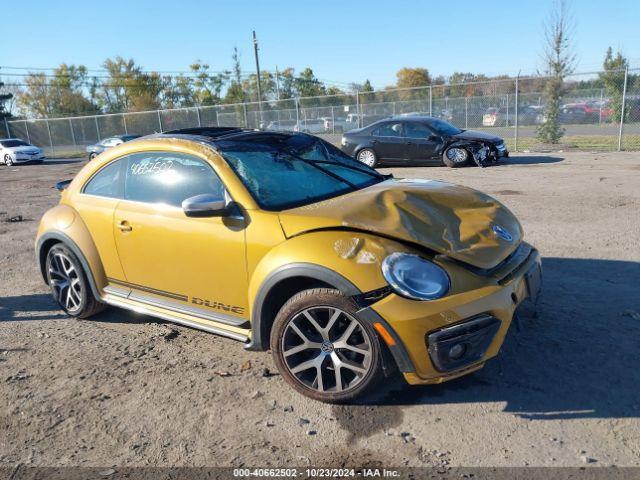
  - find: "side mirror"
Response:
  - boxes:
[182,193,227,217]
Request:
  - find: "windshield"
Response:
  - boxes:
[0,140,30,148]
[427,119,462,135]
[217,135,385,210]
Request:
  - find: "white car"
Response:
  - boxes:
[0,138,45,166]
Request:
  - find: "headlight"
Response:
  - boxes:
[381,253,450,300]
[341,137,347,146]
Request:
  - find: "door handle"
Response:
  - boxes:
[406,141,414,145]
[371,140,378,145]
[117,220,132,232]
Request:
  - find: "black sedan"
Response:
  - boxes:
[340,116,508,168]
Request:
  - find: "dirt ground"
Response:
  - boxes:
[0,152,639,469]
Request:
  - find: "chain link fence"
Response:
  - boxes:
[2,68,639,157]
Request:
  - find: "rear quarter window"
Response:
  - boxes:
[83,160,124,198]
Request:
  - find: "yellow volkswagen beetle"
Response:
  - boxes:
[35,127,541,403]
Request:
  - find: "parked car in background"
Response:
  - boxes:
[341,116,508,168]
[558,103,593,124]
[294,118,326,134]
[517,105,544,125]
[345,113,389,128]
[86,135,141,160]
[266,119,300,132]
[320,116,351,133]
[0,138,45,166]
[482,107,504,127]
[434,109,454,123]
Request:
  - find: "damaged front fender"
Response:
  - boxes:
[446,140,491,167]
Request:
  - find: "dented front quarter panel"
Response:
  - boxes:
[246,230,411,312]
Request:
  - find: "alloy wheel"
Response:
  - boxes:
[446,148,468,163]
[281,306,373,393]
[357,150,376,167]
[5,154,13,166]
[48,251,83,313]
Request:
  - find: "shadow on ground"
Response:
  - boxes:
[500,155,564,165]
[332,256,640,440]
[43,159,85,165]
[355,257,640,421]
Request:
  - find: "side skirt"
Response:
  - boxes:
[101,291,250,344]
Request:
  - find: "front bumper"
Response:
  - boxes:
[10,153,45,163]
[494,142,509,158]
[371,245,540,385]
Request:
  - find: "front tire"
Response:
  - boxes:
[356,148,378,168]
[443,147,470,168]
[45,244,105,319]
[271,288,384,403]
[5,154,13,166]
[88,152,97,160]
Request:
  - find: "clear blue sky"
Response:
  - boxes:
[3,0,639,88]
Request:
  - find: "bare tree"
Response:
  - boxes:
[537,0,576,144]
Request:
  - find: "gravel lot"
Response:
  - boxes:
[1,152,639,469]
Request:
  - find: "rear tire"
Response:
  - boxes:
[443,147,470,168]
[356,148,378,168]
[271,288,384,403]
[45,243,105,319]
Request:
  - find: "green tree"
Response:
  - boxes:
[448,72,490,97]
[17,64,97,116]
[97,57,163,113]
[190,61,229,106]
[242,71,276,102]
[225,47,245,104]
[163,73,196,108]
[276,68,296,100]
[0,81,15,120]
[361,79,374,92]
[537,0,576,144]
[295,68,326,98]
[600,47,628,122]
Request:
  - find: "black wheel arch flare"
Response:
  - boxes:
[246,262,415,373]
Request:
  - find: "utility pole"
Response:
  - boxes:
[253,30,263,112]
[275,65,281,101]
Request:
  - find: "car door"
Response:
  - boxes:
[112,151,249,321]
[370,122,406,162]
[403,122,441,163]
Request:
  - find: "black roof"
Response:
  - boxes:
[155,127,304,145]
[390,115,438,122]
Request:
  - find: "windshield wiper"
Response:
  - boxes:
[276,152,359,190]
[306,159,384,179]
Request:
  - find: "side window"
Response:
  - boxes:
[124,152,225,208]
[83,160,124,198]
[404,122,432,139]
[374,122,402,137]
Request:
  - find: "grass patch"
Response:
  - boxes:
[508,135,640,152]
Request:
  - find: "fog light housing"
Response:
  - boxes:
[427,315,501,372]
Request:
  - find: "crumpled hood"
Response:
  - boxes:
[452,130,503,144]
[278,178,523,270]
